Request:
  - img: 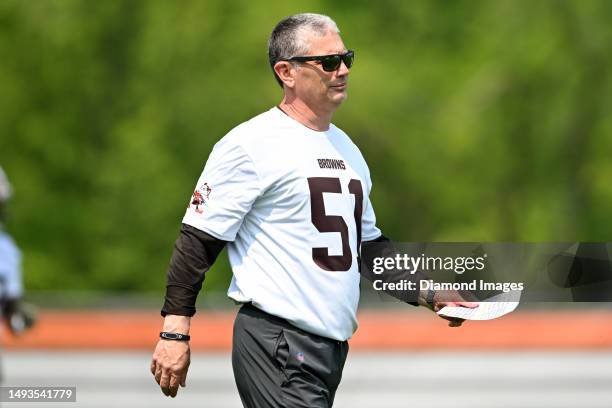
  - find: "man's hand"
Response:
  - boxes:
[419,290,479,328]
[151,315,191,397]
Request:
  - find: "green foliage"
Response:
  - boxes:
[1,0,611,292]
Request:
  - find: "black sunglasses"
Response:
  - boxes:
[286,50,354,72]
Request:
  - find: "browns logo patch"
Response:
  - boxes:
[189,182,212,214]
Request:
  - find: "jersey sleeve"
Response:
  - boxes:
[361,169,382,242]
[362,192,382,241]
[182,138,262,241]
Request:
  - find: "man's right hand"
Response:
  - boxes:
[151,315,191,397]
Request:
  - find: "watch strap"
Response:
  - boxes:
[426,289,436,307]
[160,331,190,341]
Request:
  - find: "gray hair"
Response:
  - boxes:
[268,13,340,87]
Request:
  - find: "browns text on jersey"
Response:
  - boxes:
[317,158,346,170]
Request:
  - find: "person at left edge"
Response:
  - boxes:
[0,166,36,336]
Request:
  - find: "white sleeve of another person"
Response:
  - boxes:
[0,234,23,299]
[182,138,262,242]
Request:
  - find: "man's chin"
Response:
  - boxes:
[330,91,348,105]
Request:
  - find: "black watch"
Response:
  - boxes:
[426,289,436,307]
[160,331,190,341]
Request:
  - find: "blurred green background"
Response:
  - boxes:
[1,0,611,298]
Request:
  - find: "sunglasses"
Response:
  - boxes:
[286,50,354,72]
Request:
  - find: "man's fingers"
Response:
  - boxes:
[439,315,465,327]
[150,359,157,376]
[459,302,479,308]
[168,374,180,397]
[180,358,190,387]
[157,365,183,397]
[151,339,190,396]
[447,317,465,327]
[154,365,163,385]
[180,371,187,387]
[160,370,171,396]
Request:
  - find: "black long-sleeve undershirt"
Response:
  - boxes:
[361,234,420,306]
[161,224,227,317]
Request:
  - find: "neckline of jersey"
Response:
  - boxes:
[273,106,334,137]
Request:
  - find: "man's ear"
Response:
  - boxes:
[274,61,296,88]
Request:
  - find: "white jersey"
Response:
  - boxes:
[0,230,23,300]
[183,107,381,341]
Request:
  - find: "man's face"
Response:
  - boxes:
[292,30,350,111]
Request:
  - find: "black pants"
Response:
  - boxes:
[232,303,349,408]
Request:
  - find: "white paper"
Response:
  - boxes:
[437,291,521,320]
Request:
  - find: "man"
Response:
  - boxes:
[151,13,476,407]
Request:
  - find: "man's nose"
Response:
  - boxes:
[337,60,350,76]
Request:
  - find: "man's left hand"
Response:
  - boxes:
[419,290,478,327]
